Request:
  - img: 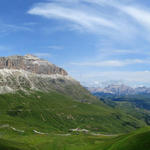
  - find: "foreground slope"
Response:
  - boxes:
[0,123,149,150]
[108,127,150,150]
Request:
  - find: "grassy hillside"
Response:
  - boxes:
[108,127,150,150]
[94,93,150,125]
[0,126,149,150]
[0,91,145,134]
[0,91,148,150]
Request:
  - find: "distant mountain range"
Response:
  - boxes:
[87,84,150,96]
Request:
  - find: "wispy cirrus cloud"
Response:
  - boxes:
[27,0,150,41]
[121,6,150,29]
[28,2,117,33]
[84,0,150,30]
[71,59,148,67]
[73,71,150,87]
[47,45,63,50]
[97,49,150,58]
[0,22,32,36]
[34,52,51,59]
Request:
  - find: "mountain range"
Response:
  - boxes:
[87,84,150,96]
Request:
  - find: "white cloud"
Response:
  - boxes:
[0,23,32,36]
[121,6,150,28]
[98,49,149,57]
[47,45,63,50]
[92,71,150,83]
[5,24,32,32]
[71,70,150,87]
[28,3,117,32]
[27,0,150,39]
[71,59,147,67]
[71,60,124,67]
[27,0,149,43]
[85,0,150,30]
[34,53,51,58]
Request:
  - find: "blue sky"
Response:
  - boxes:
[1,0,150,86]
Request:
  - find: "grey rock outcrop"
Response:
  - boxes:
[0,54,67,76]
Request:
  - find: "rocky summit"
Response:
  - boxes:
[0,54,67,76]
[0,54,70,94]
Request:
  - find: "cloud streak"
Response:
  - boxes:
[78,71,150,86]
[28,3,117,32]
[84,0,150,30]
[0,22,32,36]
[34,53,51,59]
[47,45,63,50]
[121,6,150,29]
[27,0,150,41]
[71,59,148,67]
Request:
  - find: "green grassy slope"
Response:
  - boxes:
[0,91,145,134]
[0,91,148,150]
[108,127,150,150]
[0,129,116,150]
[95,94,150,125]
[0,126,150,150]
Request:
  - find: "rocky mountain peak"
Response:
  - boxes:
[0,54,68,76]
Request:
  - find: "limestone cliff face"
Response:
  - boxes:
[0,54,68,76]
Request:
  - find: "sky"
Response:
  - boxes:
[1,0,150,87]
